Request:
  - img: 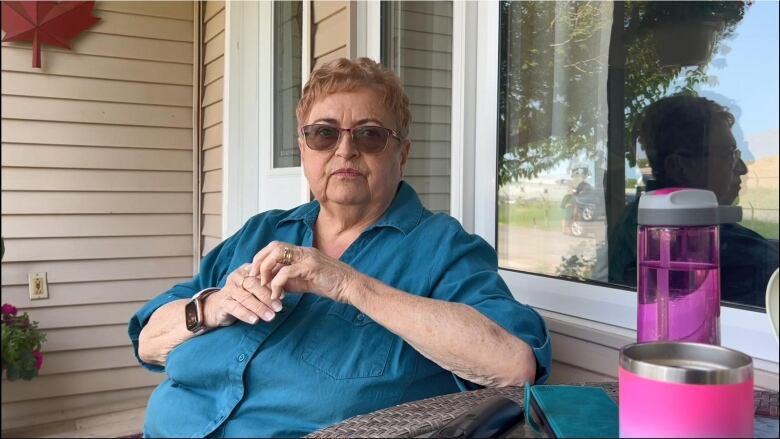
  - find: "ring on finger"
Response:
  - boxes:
[278,246,294,266]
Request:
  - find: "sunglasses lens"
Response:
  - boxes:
[304,125,340,150]
[354,127,389,153]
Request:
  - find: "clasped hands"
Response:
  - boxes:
[203,241,358,328]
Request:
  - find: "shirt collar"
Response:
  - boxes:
[277,181,424,236]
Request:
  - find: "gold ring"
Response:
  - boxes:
[278,246,294,266]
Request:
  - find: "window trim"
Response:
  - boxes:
[470,0,778,365]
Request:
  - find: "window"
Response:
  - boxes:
[273,1,302,168]
[382,1,453,213]
[496,0,778,312]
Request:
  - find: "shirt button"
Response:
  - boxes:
[356,314,365,321]
[237,354,246,362]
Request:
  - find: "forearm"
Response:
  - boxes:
[348,274,536,387]
[138,299,197,366]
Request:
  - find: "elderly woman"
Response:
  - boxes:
[130,58,550,438]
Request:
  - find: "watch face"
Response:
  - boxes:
[185,300,200,331]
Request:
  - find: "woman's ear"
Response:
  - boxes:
[399,140,411,175]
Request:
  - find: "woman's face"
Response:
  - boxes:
[299,87,410,213]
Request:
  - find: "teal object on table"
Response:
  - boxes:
[525,384,618,438]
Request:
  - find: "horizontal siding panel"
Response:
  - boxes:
[42,325,135,353]
[202,78,223,107]
[202,192,222,215]
[410,141,451,158]
[313,46,348,71]
[202,123,223,150]
[409,104,451,124]
[313,1,346,23]
[1,72,192,107]
[405,158,450,176]
[1,386,154,432]
[203,146,223,171]
[401,30,453,53]
[418,193,450,212]
[400,48,452,70]
[1,366,165,403]
[204,31,225,65]
[549,361,613,384]
[38,346,139,376]
[2,47,192,85]
[403,176,450,194]
[1,213,192,238]
[203,101,223,129]
[204,55,224,86]
[202,169,223,193]
[21,301,148,330]
[1,192,193,214]
[409,122,451,141]
[402,2,453,17]
[400,67,452,88]
[204,10,226,43]
[2,144,192,171]
[90,10,193,42]
[204,1,226,22]
[202,214,221,238]
[96,1,194,20]
[2,120,191,149]
[202,235,222,255]
[1,277,190,309]
[2,168,192,192]
[3,235,193,262]
[313,11,347,58]
[3,32,193,64]
[405,85,451,106]
[1,256,194,286]
[2,96,192,128]
[401,11,453,35]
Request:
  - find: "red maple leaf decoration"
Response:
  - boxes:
[1,1,100,68]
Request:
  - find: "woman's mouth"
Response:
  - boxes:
[331,168,363,178]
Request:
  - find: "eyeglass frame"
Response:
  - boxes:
[673,148,742,164]
[298,124,404,153]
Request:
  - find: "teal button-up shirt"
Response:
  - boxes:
[129,182,551,438]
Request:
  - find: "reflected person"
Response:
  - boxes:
[609,95,779,307]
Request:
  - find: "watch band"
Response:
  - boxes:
[186,287,221,334]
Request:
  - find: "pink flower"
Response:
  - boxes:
[1,303,17,316]
[33,351,44,370]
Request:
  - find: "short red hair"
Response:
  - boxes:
[296,57,412,139]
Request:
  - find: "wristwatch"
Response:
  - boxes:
[185,287,221,334]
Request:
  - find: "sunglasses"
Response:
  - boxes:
[299,124,402,153]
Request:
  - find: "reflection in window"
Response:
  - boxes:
[497,1,778,310]
[383,1,452,213]
[273,1,302,168]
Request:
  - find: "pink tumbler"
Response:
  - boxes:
[619,342,754,438]
[637,188,741,345]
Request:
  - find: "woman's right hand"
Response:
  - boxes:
[203,263,285,328]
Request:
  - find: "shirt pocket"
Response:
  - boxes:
[301,302,395,380]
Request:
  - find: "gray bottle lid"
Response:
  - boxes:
[638,188,743,226]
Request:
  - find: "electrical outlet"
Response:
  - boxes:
[28,272,49,300]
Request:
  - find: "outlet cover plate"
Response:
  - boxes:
[28,272,49,300]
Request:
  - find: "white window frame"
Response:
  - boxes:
[223,1,310,236]
[461,1,778,366]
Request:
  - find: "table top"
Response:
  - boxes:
[306,382,779,438]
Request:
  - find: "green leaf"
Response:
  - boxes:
[6,365,20,381]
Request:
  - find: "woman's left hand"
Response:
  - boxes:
[247,241,358,303]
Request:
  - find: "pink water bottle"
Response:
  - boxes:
[637,188,741,345]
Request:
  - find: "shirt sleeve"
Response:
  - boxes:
[427,218,552,389]
[127,223,246,372]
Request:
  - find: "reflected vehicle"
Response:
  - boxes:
[564,182,604,237]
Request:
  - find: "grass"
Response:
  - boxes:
[498,200,564,231]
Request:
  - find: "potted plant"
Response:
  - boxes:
[1,237,48,381]
[638,1,748,67]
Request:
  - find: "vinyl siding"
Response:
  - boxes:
[0,1,195,431]
[312,1,349,70]
[200,1,225,256]
[388,2,453,213]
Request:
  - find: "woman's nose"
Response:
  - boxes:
[334,131,359,158]
[735,158,748,175]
